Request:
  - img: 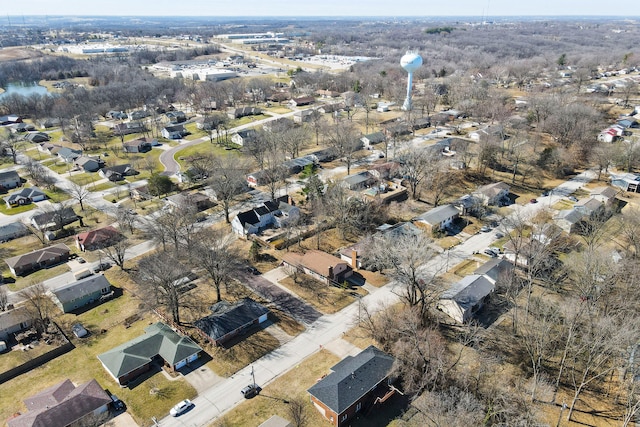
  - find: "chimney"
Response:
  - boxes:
[328,266,334,280]
[351,249,358,271]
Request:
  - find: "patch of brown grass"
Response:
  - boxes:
[278,275,360,314]
[204,329,280,377]
[211,349,341,427]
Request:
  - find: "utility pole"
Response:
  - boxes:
[251,365,256,386]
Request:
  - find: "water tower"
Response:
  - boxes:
[400,51,423,111]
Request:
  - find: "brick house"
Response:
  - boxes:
[308,346,395,427]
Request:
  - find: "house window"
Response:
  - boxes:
[341,414,347,422]
[356,402,362,412]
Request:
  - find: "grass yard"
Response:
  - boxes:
[43,187,72,203]
[452,259,482,277]
[212,349,341,427]
[67,172,101,186]
[203,329,280,377]
[7,263,71,292]
[278,275,362,314]
[0,301,197,427]
[0,201,36,215]
[88,181,115,192]
[228,114,269,128]
[175,142,240,169]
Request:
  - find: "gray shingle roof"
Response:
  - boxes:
[9,379,111,427]
[5,244,70,270]
[194,298,269,341]
[307,345,394,414]
[51,274,111,305]
[416,204,459,225]
[440,274,494,307]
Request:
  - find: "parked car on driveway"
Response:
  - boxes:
[568,195,578,202]
[170,399,193,417]
[110,394,125,411]
[484,248,498,258]
[72,323,88,338]
[529,198,538,204]
[480,226,491,233]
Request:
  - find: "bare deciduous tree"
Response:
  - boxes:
[68,182,91,212]
[191,230,240,302]
[19,283,54,334]
[207,155,249,223]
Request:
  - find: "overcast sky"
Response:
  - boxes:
[7,1,640,17]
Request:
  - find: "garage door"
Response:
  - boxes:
[175,359,187,369]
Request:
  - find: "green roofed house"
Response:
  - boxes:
[98,322,202,386]
[307,345,395,427]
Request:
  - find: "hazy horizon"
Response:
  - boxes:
[6,0,640,18]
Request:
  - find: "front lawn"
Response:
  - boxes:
[0,300,197,427]
[278,275,362,314]
[0,200,36,215]
[213,349,341,427]
[204,329,280,377]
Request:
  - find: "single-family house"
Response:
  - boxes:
[307,346,395,427]
[289,96,315,107]
[360,132,385,147]
[574,197,604,218]
[0,170,21,190]
[129,185,153,201]
[383,122,411,138]
[231,196,296,237]
[231,129,258,146]
[453,194,481,216]
[98,322,202,385]
[342,171,378,191]
[7,379,111,427]
[127,110,150,121]
[5,244,70,277]
[50,274,112,313]
[263,117,295,133]
[99,164,138,182]
[473,182,510,206]
[74,156,105,173]
[5,187,47,208]
[113,122,147,136]
[618,118,639,129]
[31,207,78,231]
[611,173,640,192]
[318,103,344,114]
[194,298,269,346]
[122,137,153,153]
[438,274,495,323]
[293,109,315,123]
[197,116,216,130]
[0,222,29,242]
[554,209,584,234]
[414,204,460,234]
[106,110,128,120]
[282,250,353,285]
[227,107,262,119]
[166,110,186,123]
[57,147,82,164]
[0,307,32,342]
[468,124,505,142]
[316,89,340,98]
[340,222,422,270]
[439,259,513,324]
[11,122,36,133]
[76,226,123,251]
[412,116,431,130]
[38,143,61,155]
[24,132,50,143]
[162,124,188,140]
[37,118,61,128]
[166,192,214,212]
[598,128,620,143]
[0,114,22,125]
[309,147,337,163]
[590,186,619,205]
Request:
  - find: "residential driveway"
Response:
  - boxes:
[238,270,321,325]
[102,412,139,427]
[179,359,224,394]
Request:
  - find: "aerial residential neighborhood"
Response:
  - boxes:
[0,7,639,427]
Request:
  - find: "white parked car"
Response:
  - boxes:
[169,399,193,417]
[71,323,88,338]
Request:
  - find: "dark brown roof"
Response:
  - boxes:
[5,244,70,270]
[9,379,111,427]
